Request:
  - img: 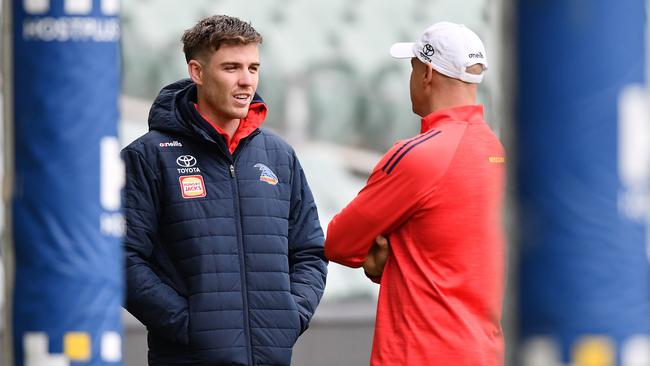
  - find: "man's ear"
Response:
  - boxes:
[422,63,435,89]
[187,60,203,86]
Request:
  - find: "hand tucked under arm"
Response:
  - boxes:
[363,235,390,279]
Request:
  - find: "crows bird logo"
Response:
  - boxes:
[254,163,279,185]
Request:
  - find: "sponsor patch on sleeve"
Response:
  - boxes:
[179,175,207,199]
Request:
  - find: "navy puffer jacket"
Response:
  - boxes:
[123,79,327,365]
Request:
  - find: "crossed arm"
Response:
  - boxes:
[363,236,390,279]
[324,152,431,277]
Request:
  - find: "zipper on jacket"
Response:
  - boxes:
[212,130,258,365]
[230,155,253,366]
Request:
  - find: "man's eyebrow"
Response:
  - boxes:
[219,62,260,68]
[220,62,242,67]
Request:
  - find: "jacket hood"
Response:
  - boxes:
[147,78,266,140]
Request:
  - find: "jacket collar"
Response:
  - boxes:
[420,105,485,133]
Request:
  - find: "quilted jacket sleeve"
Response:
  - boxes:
[287,152,328,334]
[122,147,190,345]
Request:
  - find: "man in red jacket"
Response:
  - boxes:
[325,22,506,366]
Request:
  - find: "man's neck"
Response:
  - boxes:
[426,86,477,115]
[196,100,240,138]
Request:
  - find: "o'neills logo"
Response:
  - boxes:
[468,52,484,59]
[159,141,183,148]
[179,175,207,199]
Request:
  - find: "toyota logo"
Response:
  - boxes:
[423,44,435,57]
[176,155,197,168]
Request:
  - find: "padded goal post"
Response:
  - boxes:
[516,1,650,365]
[7,0,124,365]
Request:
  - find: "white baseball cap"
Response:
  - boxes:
[390,21,488,84]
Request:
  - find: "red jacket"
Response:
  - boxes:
[325,105,506,366]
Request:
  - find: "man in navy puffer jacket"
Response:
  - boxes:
[122,15,328,365]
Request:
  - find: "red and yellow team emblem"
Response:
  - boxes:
[254,163,279,186]
[179,175,207,199]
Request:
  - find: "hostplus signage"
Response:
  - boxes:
[21,0,120,42]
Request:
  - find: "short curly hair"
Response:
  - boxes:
[181,15,263,63]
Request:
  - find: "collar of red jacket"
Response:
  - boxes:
[240,101,268,135]
[420,104,485,133]
[194,102,267,153]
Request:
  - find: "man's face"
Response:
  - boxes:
[409,57,427,117]
[196,43,260,122]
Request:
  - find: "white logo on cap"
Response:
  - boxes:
[422,44,435,57]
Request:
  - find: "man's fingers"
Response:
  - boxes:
[375,235,389,249]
